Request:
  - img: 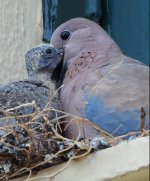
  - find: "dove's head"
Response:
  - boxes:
[25,44,64,84]
[50,18,122,73]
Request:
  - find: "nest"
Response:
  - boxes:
[0,102,149,181]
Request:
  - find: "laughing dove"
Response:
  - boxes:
[49,18,149,140]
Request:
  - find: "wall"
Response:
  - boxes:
[0,0,42,84]
[105,0,149,65]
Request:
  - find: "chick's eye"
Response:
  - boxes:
[60,30,71,40]
[45,48,53,54]
[45,47,56,58]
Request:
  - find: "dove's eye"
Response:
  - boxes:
[60,30,71,40]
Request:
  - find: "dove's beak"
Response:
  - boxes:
[37,47,64,71]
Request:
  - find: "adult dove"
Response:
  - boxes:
[49,18,149,140]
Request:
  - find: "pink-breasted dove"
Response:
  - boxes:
[48,17,149,140]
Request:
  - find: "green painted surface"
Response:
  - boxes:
[106,0,149,65]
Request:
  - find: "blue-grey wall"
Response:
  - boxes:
[42,0,149,65]
[105,0,149,65]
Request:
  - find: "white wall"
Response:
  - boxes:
[0,0,42,84]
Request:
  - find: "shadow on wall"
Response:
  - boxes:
[42,0,149,65]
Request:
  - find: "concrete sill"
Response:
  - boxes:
[13,136,149,181]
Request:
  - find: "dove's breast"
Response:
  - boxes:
[61,55,149,136]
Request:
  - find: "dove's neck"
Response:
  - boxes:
[87,36,122,62]
[65,37,122,68]
[62,38,122,85]
[66,43,122,70]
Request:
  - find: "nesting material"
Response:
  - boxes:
[0,101,149,181]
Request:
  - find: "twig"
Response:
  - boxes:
[140,107,146,132]
[6,101,36,112]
